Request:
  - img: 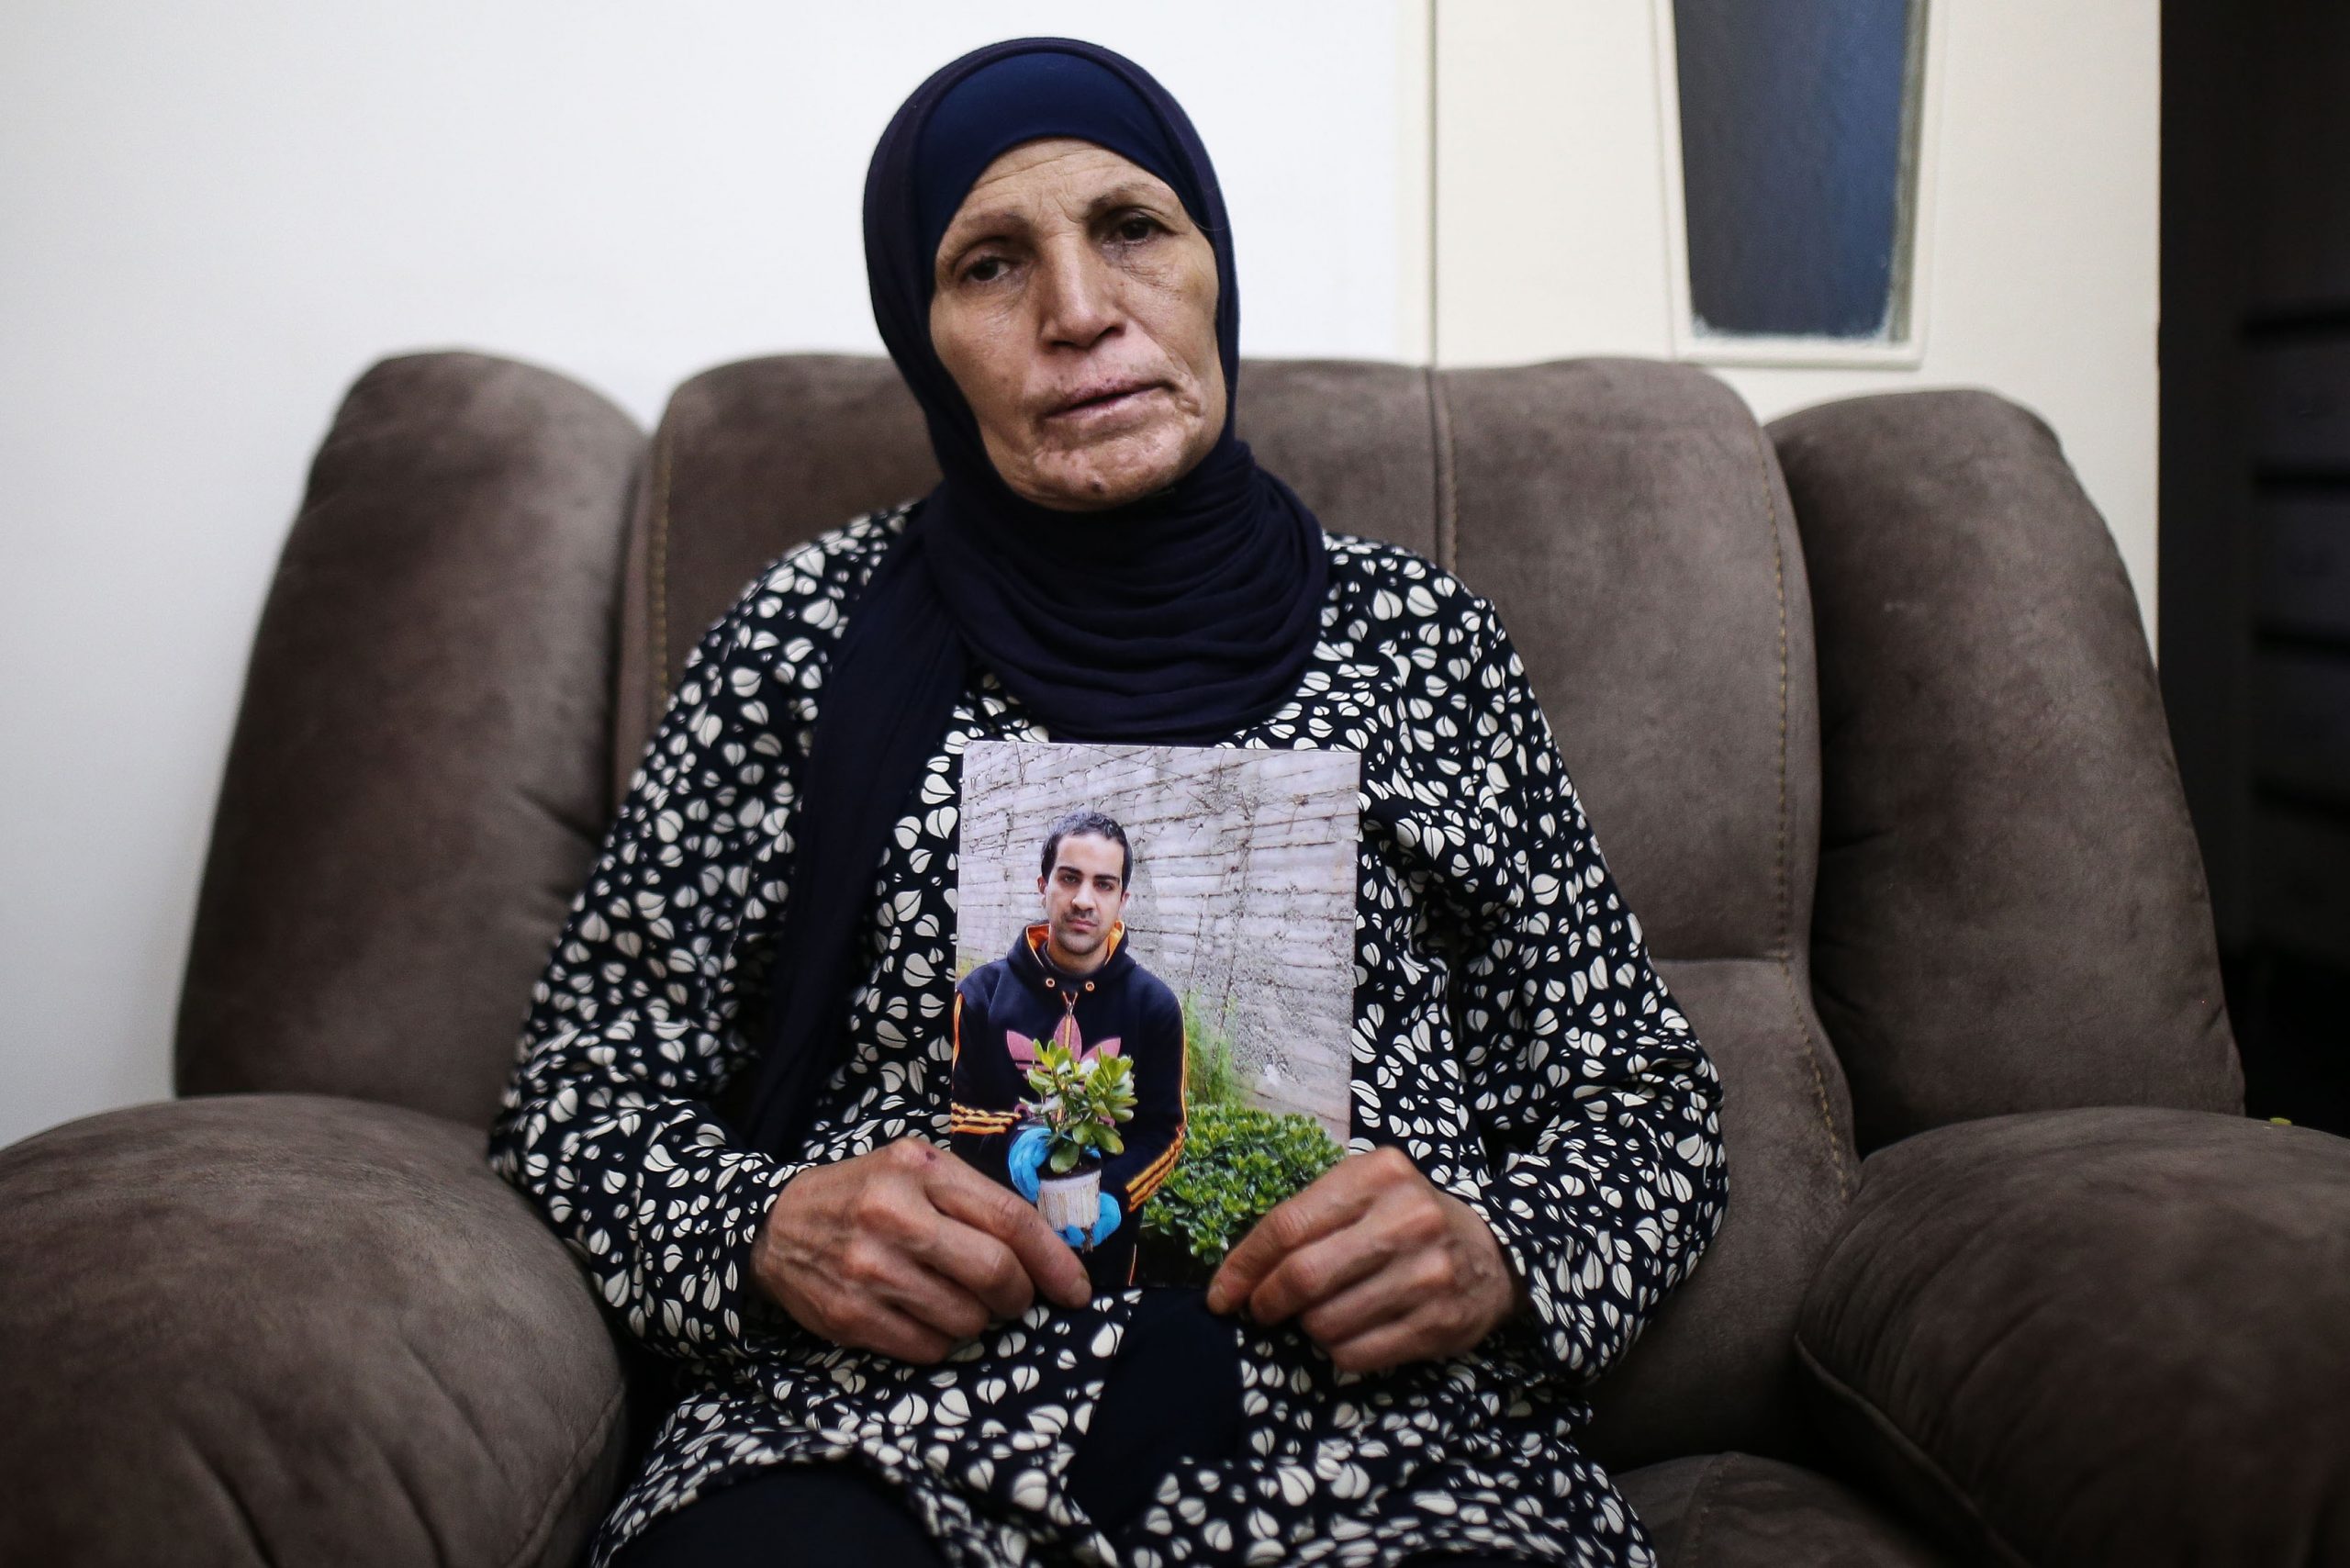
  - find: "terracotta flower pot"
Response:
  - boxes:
[1036,1165,1102,1245]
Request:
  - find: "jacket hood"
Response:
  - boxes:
[1009,919,1136,998]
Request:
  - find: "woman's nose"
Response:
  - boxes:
[1035,240,1121,350]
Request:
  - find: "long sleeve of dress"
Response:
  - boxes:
[1431,608,1729,1389]
[487,539,848,1364]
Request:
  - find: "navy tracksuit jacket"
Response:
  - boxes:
[951,922,1187,1289]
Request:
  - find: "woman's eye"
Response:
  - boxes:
[963,256,1006,285]
[1113,214,1159,243]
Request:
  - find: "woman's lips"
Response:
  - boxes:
[1044,382,1163,422]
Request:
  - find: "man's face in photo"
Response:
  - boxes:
[1038,832,1128,968]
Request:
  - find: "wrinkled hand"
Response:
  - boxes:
[1007,1124,1052,1203]
[1203,1146,1525,1374]
[1062,1193,1121,1249]
[753,1137,1092,1363]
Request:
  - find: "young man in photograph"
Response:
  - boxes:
[951,809,1187,1291]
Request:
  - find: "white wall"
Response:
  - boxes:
[0,1,2161,1150]
[0,1,1415,1148]
[1435,0,2164,634]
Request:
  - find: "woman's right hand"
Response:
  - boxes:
[752,1137,1093,1362]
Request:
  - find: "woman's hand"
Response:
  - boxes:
[1203,1146,1526,1373]
[753,1137,1093,1363]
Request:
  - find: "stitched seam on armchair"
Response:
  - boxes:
[651,418,676,716]
[1427,366,1459,575]
[1791,1335,2032,1568]
[1674,1451,1730,1566]
[498,1380,627,1568]
[1747,420,1852,1204]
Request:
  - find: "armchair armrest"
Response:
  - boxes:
[1795,1106,2350,1565]
[0,1094,628,1568]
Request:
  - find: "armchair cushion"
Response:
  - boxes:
[1795,1106,2350,1565]
[1617,1453,1949,1567]
[0,1094,628,1568]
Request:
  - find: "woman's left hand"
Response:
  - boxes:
[1203,1146,1527,1373]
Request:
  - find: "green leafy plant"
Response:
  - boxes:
[1020,1043,1137,1175]
[1137,1103,1346,1279]
[1181,991,1248,1112]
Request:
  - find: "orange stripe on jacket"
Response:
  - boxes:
[1123,1016,1189,1208]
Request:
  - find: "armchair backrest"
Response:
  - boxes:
[609,353,1856,1467]
[179,353,642,1128]
[1766,393,2243,1149]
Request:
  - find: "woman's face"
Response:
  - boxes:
[929,138,1225,511]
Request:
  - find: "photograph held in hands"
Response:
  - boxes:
[949,741,1360,1291]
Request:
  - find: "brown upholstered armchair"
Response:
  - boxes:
[4,351,2343,1567]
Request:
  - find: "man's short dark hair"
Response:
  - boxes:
[1040,809,1132,887]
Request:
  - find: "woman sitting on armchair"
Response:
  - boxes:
[490,36,1727,1568]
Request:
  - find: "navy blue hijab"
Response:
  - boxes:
[738,39,1328,1156]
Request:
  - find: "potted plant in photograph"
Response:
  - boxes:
[1019,1042,1137,1247]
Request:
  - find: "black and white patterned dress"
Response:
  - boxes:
[488,506,1728,1568]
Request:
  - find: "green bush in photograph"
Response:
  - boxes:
[1136,1103,1346,1282]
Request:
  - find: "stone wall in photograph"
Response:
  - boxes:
[957,742,1360,1140]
